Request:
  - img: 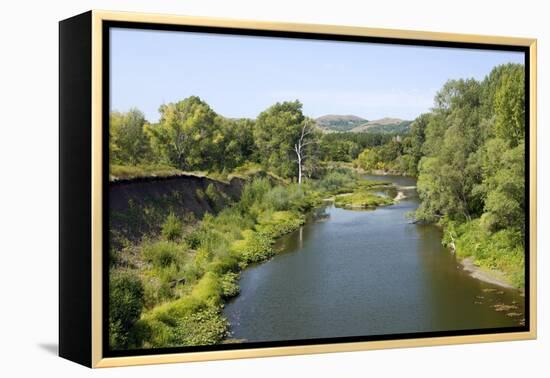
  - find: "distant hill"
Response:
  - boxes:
[315,115,367,132]
[315,115,412,134]
[350,118,413,134]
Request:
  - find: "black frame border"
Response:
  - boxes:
[101,20,531,359]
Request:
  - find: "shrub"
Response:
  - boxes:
[238,178,271,211]
[231,229,274,265]
[184,230,202,249]
[141,240,184,269]
[256,210,304,238]
[161,213,183,241]
[137,307,228,348]
[220,272,240,298]
[171,307,228,346]
[109,270,145,349]
[315,169,357,194]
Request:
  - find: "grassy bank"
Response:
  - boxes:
[442,218,524,289]
[110,177,320,349]
[110,164,186,181]
[109,167,394,349]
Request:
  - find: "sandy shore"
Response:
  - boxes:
[460,257,514,289]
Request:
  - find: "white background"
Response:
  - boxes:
[0,0,547,376]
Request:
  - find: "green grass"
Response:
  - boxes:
[110,167,400,349]
[443,218,524,288]
[110,164,186,181]
[112,177,319,349]
[161,213,183,241]
[334,189,393,209]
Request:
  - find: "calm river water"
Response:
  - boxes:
[223,175,524,342]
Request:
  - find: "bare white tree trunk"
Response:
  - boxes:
[296,149,302,184]
[294,121,314,185]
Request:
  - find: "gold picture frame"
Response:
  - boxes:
[59,10,537,368]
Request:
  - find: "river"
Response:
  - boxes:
[223,175,524,343]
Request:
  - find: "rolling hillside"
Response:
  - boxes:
[315,115,367,132]
[315,115,412,134]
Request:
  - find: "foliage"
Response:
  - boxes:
[254,101,321,180]
[161,213,183,241]
[313,168,358,195]
[231,229,274,265]
[349,63,525,287]
[109,270,145,349]
[220,272,240,298]
[142,96,255,172]
[334,190,393,209]
[141,240,186,270]
[110,109,151,165]
[443,218,524,288]
[320,132,393,162]
[112,178,318,349]
[412,63,525,287]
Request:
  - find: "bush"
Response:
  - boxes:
[137,306,228,348]
[109,270,145,349]
[256,210,304,238]
[161,213,183,241]
[263,184,315,212]
[231,229,274,265]
[171,307,228,346]
[238,178,271,211]
[315,169,357,194]
[141,240,184,269]
[220,272,240,298]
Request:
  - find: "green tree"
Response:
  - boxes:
[254,101,320,180]
[493,66,525,145]
[145,96,220,170]
[401,113,430,175]
[110,109,150,165]
[476,138,525,232]
[219,118,256,170]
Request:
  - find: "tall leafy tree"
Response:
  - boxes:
[493,66,525,145]
[254,101,320,180]
[145,96,220,170]
[110,109,150,165]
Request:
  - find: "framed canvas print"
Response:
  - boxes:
[59,10,537,368]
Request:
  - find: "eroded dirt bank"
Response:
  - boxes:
[109,174,246,240]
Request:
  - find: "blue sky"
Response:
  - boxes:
[110,28,524,122]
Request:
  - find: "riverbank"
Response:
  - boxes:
[441,218,524,289]
[224,173,524,342]
[113,171,395,349]
[115,178,317,349]
[460,258,515,289]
